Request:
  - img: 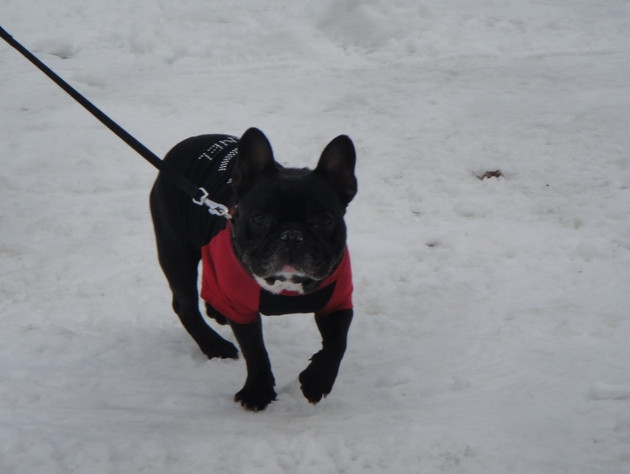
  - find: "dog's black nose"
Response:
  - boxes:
[280,229,304,243]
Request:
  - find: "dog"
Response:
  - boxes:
[149,128,357,411]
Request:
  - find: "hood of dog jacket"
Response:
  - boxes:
[200,226,353,324]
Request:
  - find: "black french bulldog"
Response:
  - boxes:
[150,128,357,411]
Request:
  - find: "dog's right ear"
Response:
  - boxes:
[233,128,278,197]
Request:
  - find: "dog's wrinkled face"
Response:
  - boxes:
[233,171,347,294]
[230,128,357,294]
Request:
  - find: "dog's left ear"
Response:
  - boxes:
[233,128,278,197]
[315,135,358,206]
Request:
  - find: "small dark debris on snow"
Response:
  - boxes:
[474,170,503,180]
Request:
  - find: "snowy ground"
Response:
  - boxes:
[1,0,629,472]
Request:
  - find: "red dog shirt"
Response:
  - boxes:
[200,226,353,324]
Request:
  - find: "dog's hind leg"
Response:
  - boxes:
[150,189,238,360]
[158,240,238,360]
[205,302,229,325]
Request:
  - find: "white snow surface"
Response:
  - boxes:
[2,1,629,472]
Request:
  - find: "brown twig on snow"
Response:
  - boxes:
[473,170,503,180]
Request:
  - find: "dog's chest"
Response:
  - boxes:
[254,273,306,294]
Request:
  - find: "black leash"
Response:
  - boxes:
[0,26,231,219]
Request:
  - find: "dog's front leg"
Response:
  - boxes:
[299,309,353,404]
[229,317,277,411]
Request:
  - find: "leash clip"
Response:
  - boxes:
[193,188,232,220]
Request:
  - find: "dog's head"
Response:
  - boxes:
[230,128,357,294]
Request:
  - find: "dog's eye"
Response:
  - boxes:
[312,213,333,228]
[251,214,272,229]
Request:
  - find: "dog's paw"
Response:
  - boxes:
[299,370,332,405]
[205,303,229,325]
[234,385,277,412]
[299,352,340,405]
[200,339,239,360]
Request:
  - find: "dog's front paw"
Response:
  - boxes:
[234,384,277,412]
[299,351,341,405]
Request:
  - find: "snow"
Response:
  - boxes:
[1,0,629,472]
